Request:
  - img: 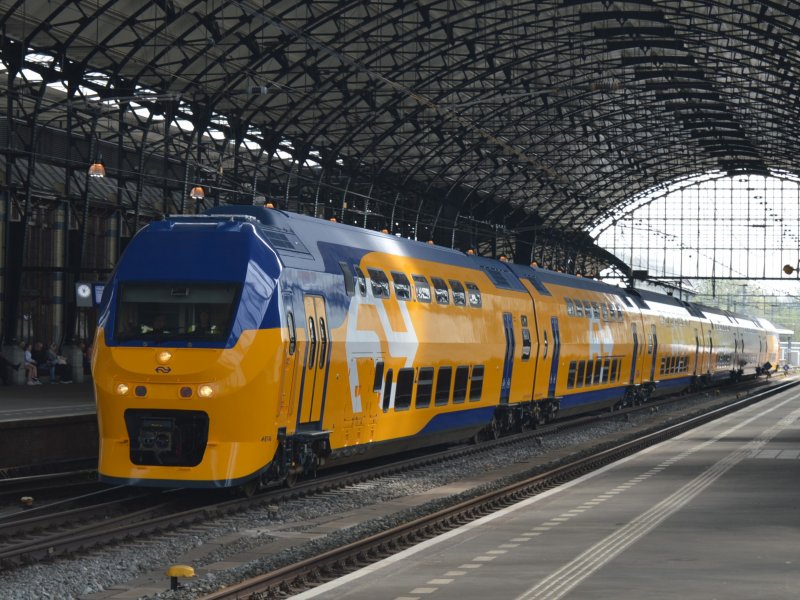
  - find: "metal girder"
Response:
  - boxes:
[0,0,799,264]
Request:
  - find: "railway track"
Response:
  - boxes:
[0,378,786,576]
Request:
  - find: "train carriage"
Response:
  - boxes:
[93,205,783,490]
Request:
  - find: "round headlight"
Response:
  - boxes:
[198,384,214,398]
[116,383,129,396]
[157,351,172,364]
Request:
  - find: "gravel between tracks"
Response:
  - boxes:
[0,388,763,600]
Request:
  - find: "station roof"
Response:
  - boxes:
[1,1,798,254]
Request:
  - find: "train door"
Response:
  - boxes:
[500,312,515,404]
[693,329,700,376]
[547,317,561,398]
[297,295,330,429]
[649,324,658,382]
[629,322,639,384]
[280,292,300,420]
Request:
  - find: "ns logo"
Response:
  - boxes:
[155,366,172,373]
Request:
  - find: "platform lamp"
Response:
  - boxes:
[88,148,106,178]
[189,185,205,200]
[783,264,799,276]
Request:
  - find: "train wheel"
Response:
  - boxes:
[240,479,259,498]
[284,471,299,488]
[489,417,500,440]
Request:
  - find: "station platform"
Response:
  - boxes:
[295,386,800,600]
[0,381,97,470]
[0,381,95,422]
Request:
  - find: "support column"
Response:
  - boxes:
[0,190,6,344]
[51,201,66,344]
[105,211,119,272]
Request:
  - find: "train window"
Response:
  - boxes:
[453,366,469,403]
[647,334,654,355]
[585,360,594,386]
[576,361,585,387]
[521,315,528,327]
[583,301,592,318]
[574,300,583,318]
[469,365,484,401]
[567,361,577,388]
[593,359,603,384]
[367,268,390,299]
[660,357,666,375]
[602,358,611,383]
[435,367,452,405]
[610,358,618,382]
[466,282,482,307]
[354,266,367,296]
[616,304,624,320]
[566,298,575,316]
[412,275,431,303]
[391,271,412,301]
[601,303,609,321]
[521,328,531,360]
[307,317,317,370]
[416,367,434,408]
[340,262,355,296]
[286,311,296,355]
[373,361,385,392]
[383,369,393,411]
[318,318,328,369]
[450,280,467,306]
[591,302,600,319]
[608,304,616,320]
[431,277,450,305]
[395,369,414,410]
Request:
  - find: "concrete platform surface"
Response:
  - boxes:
[294,387,800,600]
[0,381,95,422]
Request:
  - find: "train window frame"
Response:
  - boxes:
[593,359,603,384]
[391,271,412,301]
[434,366,452,405]
[601,303,609,321]
[373,361,385,392]
[339,261,355,296]
[585,359,594,386]
[576,361,585,387]
[566,298,575,316]
[449,280,467,306]
[583,301,592,318]
[367,268,390,299]
[466,282,482,307]
[591,302,600,319]
[602,358,611,383]
[521,327,532,361]
[412,274,431,303]
[431,277,450,305]
[286,311,296,355]
[416,367,434,408]
[353,266,367,297]
[574,299,583,318]
[469,365,484,401]
[567,361,577,388]
[382,369,394,411]
[453,365,469,403]
[394,368,414,410]
[610,358,618,381]
[608,303,615,320]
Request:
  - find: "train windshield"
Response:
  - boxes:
[114,282,240,344]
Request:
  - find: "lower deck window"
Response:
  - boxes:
[394,368,414,410]
[469,365,484,401]
[453,366,469,403]
[435,367,452,405]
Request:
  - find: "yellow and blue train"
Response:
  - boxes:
[92,206,781,489]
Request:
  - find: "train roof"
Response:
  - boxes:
[203,206,530,292]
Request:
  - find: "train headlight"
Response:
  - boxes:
[116,383,130,396]
[156,351,172,364]
[198,384,214,398]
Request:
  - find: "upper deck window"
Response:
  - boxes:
[566,298,575,316]
[449,280,467,306]
[412,275,431,303]
[391,271,412,301]
[431,277,450,305]
[114,282,239,344]
[466,282,482,307]
[367,268,390,299]
[353,266,367,296]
